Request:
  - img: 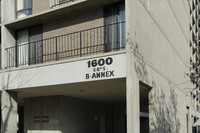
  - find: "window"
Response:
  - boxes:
[104,2,125,51]
[16,0,32,19]
[17,29,29,66]
[17,25,42,66]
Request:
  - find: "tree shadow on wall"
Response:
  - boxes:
[126,33,150,84]
[126,33,180,132]
[133,43,149,84]
[149,85,180,133]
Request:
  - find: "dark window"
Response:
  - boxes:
[104,2,125,52]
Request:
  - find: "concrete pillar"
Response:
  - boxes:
[188,109,193,133]
[126,50,140,133]
[1,91,18,133]
[2,0,16,23]
[126,0,140,131]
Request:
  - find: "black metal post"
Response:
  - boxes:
[80,32,82,57]
[56,37,58,60]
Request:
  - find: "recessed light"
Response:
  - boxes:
[79,90,84,92]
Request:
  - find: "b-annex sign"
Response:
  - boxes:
[85,55,126,80]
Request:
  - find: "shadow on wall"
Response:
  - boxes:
[1,91,16,133]
[126,33,150,84]
[133,43,149,84]
[149,85,180,133]
[1,68,41,132]
[126,33,180,133]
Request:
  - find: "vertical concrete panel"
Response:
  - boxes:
[188,109,192,133]
[1,26,16,69]
[126,52,140,133]
[1,91,18,133]
[2,0,15,22]
[24,96,60,133]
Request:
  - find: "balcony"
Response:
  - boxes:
[6,22,125,68]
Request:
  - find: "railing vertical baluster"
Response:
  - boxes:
[29,42,31,65]
[16,45,17,67]
[56,37,58,60]
[80,31,82,57]
[7,48,10,67]
[87,30,88,55]
[7,49,8,68]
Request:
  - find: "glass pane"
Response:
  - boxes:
[119,3,125,49]
[17,0,24,10]
[17,9,32,19]
[29,25,43,65]
[17,11,26,19]
[24,0,32,9]
[104,4,119,51]
[17,29,29,66]
[119,3,125,22]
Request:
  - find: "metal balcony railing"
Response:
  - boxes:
[51,0,76,8]
[0,48,1,69]
[6,21,125,68]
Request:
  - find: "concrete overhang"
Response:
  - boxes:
[16,78,126,105]
[4,0,123,30]
[3,52,126,90]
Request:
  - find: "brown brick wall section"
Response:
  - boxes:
[43,7,104,38]
[42,7,105,62]
[32,0,50,14]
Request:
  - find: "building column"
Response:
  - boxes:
[126,51,140,133]
[1,91,18,133]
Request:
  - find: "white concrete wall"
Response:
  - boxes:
[126,0,192,133]
[1,91,18,133]
[1,0,15,22]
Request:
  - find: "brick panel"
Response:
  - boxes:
[33,0,50,14]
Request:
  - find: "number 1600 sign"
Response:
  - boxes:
[87,57,113,68]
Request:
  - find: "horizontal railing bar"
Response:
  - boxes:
[51,0,76,8]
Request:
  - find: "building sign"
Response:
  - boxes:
[86,57,114,79]
[84,54,126,81]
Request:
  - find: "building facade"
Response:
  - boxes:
[0,0,198,133]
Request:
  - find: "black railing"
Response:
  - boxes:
[6,21,125,68]
[51,0,76,8]
[0,48,1,69]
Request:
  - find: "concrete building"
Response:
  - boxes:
[0,0,198,133]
